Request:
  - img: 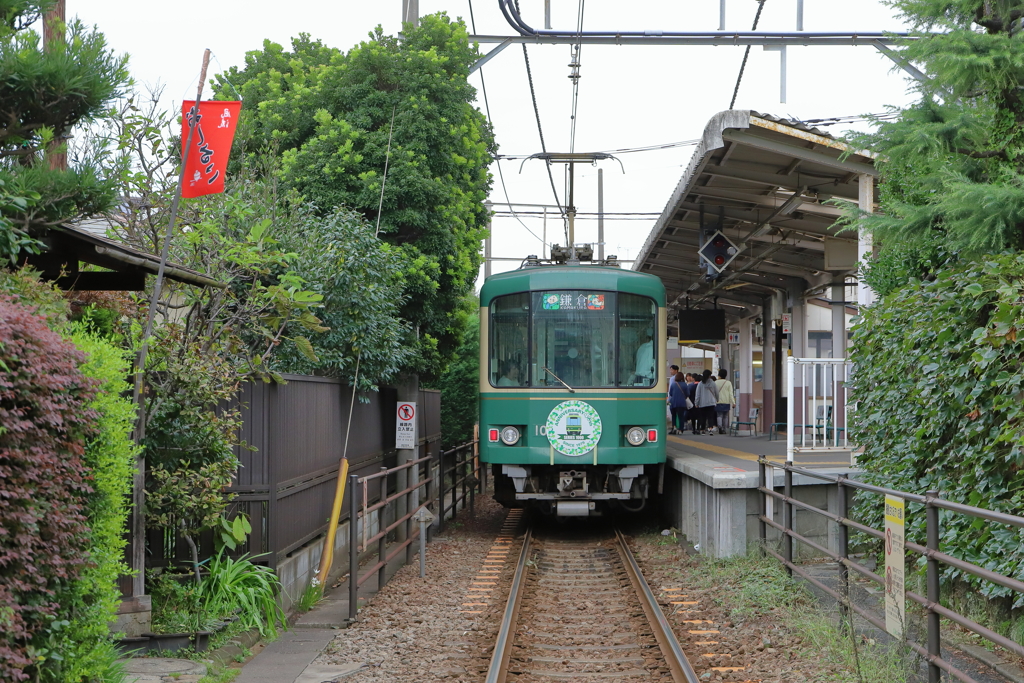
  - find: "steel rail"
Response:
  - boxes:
[614,529,701,683]
[484,526,533,683]
[485,525,700,683]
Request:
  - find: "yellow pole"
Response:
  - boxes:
[316,458,350,587]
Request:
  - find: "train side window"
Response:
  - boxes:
[490,293,530,388]
[618,294,658,387]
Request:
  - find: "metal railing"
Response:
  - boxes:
[758,458,1024,683]
[439,438,484,533]
[786,357,853,460]
[347,455,434,620]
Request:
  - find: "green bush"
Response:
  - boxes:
[41,325,138,683]
[431,304,478,448]
[198,552,285,638]
[850,253,1024,605]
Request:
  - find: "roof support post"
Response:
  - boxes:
[831,282,848,361]
[790,293,807,429]
[761,295,775,428]
[857,174,876,307]
[739,315,755,427]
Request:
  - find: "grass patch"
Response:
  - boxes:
[197,663,240,683]
[695,549,917,682]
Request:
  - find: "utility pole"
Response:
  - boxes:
[484,201,493,278]
[43,0,67,171]
[567,162,576,254]
[597,168,604,261]
[402,0,419,27]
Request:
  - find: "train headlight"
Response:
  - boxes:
[500,426,521,446]
[626,426,646,446]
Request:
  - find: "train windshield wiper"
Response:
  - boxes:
[542,367,575,393]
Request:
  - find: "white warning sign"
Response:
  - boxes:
[884,494,906,638]
[396,402,417,450]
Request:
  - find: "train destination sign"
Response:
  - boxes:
[540,292,606,311]
[546,400,603,456]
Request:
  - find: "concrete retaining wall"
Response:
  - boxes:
[664,454,859,559]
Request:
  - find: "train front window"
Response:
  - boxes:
[490,293,529,387]
[532,291,616,388]
[618,293,658,387]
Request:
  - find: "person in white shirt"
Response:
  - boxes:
[497,359,521,386]
[714,368,736,435]
[633,327,655,385]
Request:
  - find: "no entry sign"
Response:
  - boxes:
[396,402,417,449]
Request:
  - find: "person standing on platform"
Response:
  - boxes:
[694,369,719,435]
[685,373,699,433]
[715,369,735,435]
[668,371,687,434]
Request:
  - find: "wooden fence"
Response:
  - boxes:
[131,377,440,584]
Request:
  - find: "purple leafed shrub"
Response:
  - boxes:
[0,295,97,680]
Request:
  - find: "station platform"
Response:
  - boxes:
[660,430,860,559]
[666,431,854,472]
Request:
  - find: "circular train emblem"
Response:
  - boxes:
[545,400,603,456]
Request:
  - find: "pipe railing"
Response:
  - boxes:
[347,455,434,620]
[344,438,481,620]
[758,458,1024,683]
[439,439,483,533]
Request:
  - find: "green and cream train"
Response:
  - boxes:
[479,258,667,516]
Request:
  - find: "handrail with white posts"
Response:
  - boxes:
[786,357,853,462]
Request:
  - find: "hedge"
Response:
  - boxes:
[850,253,1024,605]
[0,295,96,680]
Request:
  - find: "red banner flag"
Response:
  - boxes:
[180,100,242,198]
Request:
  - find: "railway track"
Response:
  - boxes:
[485,526,700,682]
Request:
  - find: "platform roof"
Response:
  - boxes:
[633,110,876,324]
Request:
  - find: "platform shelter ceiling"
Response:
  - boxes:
[633,110,877,323]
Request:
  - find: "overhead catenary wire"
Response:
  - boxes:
[512,0,567,245]
[495,137,701,159]
[467,0,549,248]
[728,0,768,110]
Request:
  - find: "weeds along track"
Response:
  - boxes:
[485,527,699,682]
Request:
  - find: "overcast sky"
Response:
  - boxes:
[74,1,917,284]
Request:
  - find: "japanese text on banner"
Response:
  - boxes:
[181,100,242,198]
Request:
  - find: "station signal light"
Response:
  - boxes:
[698,230,739,280]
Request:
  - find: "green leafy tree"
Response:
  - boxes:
[273,207,411,389]
[90,92,331,561]
[0,0,129,261]
[840,0,1024,290]
[429,300,479,448]
[213,13,495,378]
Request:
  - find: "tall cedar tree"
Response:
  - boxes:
[212,14,495,379]
[0,1,129,262]
[846,0,1024,293]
